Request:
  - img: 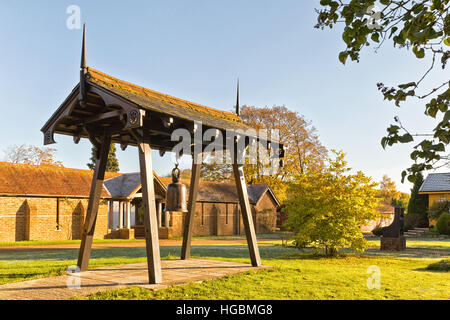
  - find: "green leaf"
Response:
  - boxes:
[339,51,349,64]
[398,133,414,143]
[398,82,416,89]
[320,0,331,5]
[443,110,450,123]
[371,33,380,43]
[381,137,387,149]
[413,46,425,59]
[444,38,450,46]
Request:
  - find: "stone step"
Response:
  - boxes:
[414,227,429,231]
[404,232,420,237]
[407,230,425,234]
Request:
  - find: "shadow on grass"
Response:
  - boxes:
[362,248,449,259]
[415,259,450,273]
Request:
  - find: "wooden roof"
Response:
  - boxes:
[87,68,244,127]
[41,67,280,154]
[0,162,120,198]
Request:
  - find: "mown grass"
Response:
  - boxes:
[82,249,449,300]
[1,239,449,299]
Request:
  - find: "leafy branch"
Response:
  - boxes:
[316,0,450,182]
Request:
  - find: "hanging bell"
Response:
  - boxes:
[165,164,187,212]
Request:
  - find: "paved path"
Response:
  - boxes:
[0,259,270,300]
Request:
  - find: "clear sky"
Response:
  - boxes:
[0,1,447,193]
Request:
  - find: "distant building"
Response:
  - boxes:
[418,173,449,208]
[360,199,395,233]
[0,162,280,242]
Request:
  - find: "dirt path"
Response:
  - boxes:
[0,238,269,254]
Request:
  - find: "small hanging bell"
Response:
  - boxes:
[165,164,187,212]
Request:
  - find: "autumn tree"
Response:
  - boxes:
[164,168,192,180]
[315,0,450,183]
[379,174,400,201]
[285,150,380,256]
[87,143,119,172]
[200,163,233,181]
[201,105,328,201]
[378,174,410,207]
[3,144,64,167]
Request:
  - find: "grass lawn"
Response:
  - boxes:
[0,238,448,300]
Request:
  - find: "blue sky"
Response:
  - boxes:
[0,1,447,192]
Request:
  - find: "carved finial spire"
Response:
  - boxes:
[79,23,87,107]
[80,23,87,70]
[235,78,240,117]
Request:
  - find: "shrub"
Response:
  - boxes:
[425,259,450,272]
[404,214,428,231]
[428,201,450,221]
[436,213,450,235]
[372,226,383,236]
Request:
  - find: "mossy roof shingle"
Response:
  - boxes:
[0,162,120,198]
[86,68,250,131]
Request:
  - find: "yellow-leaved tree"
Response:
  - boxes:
[285,150,380,256]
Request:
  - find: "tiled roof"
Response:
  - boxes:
[419,173,450,193]
[0,162,120,198]
[86,68,250,130]
[104,173,141,198]
[157,177,278,205]
[104,172,166,198]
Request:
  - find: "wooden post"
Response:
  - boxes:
[77,135,111,271]
[181,152,202,260]
[232,151,261,267]
[118,201,124,228]
[138,141,162,284]
[108,201,114,229]
[157,201,162,228]
[125,201,131,229]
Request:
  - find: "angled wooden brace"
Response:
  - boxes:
[181,151,202,260]
[77,133,111,271]
[232,141,261,267]
[138,137,163,284]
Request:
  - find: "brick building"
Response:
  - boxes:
[0,162,120,242]
[0,163,280,242]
